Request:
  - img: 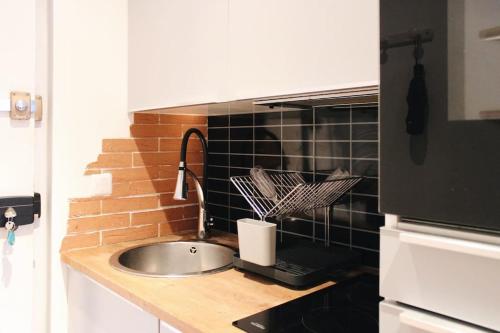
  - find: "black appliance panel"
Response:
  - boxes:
[233,274,381,333]
[380,0,500,231]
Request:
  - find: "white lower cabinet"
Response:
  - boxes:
[380,226,500,331]
[67,268,182,333]
[380,301,490,333]
[160,321,182,333]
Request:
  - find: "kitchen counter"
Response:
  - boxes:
[61,231,334,333]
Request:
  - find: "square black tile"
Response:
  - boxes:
[229,113,253,127]
[208,141,229,154]
[352,124,378,140]
[208,115,229,127]
[282,109,313,125]
[230,141,253,154]
[208,153,229,167]
[282,125,313,141]
[282,141,314,157]
[315,124,350,141]
[352,142,378,159]
[255,141,281,155]
[315,141,350,158]
[230,127,253,140]
[315,106,350,124]
[254,155,281,170]
[255,126,281,140]
[351,104,378,123]
[208,128,229,140]
[255,111,281,126]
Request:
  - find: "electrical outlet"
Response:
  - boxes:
[10,91,31,120]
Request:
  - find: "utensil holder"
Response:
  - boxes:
[237,218,276,266]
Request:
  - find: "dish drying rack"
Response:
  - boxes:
[230,171,363,247]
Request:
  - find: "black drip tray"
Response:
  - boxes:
[233,242,360,288]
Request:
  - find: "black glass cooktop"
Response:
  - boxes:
[233,274,381,333]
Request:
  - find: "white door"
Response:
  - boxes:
[0,0,48,332]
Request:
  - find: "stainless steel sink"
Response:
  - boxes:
[109,241,235,277]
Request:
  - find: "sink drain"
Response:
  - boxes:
[189,246,197,254]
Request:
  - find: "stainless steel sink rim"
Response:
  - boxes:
[109,240,236,278]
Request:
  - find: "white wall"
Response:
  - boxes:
[128,0,379,110]
[50,0,130,331]
[0,1,38,333]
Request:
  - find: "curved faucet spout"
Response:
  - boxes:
[173,128,210,239]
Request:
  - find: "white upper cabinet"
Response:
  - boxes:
[227,0,379,100]
[128,0,379,110]
[128,0,228,111]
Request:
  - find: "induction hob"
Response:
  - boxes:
[233,274,381,333]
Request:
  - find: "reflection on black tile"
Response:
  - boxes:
[255,126,281,140]
[352,159,378,177]
[282,156,314,172]
[230,113,253,127]
[315,141,350,158]
[255,155,281,170]
[351,212,384,232]
[230,154,253,168]
[230,127,253,140]
[255,141,281,155]
[212,218,229,232]
[352,142,378,159]
[229,167,250,177]
[229,207,253,222]
[229,221,238,234]
[315,157,350,174]
[352,124,378,140]
[208,153,228,166]
[357,248,379,267]
[282,125,313,140]
[315,106,350,124]
[206,100,381,264]
[332,208,350,227]
[331,226,350,245]
[207,178,229,193]
[207,166,228,179]
[352,230,379,250]
[230,141,253,154]
[208,141,228,154]
[208,128,228,140]
[208,115,228,127]
[207,191,228,206]
[281,217,313,237]
[282,109,313,125]
[255,112,281,126]
[207,204,228,220]
[229,194,251,210]
[351,104,378,123]
[351,194,379,214]
[352,178,378,195]
[315,125,350,141]
[282,141,314,157]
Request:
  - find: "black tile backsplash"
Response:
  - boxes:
[207,101,382,267]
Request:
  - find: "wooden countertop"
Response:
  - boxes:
[61,231,334,333]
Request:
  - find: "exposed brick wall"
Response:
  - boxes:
[61,113,207,252]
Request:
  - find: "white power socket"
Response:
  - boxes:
[87,173,112,197]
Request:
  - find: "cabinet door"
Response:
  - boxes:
[228,0,379,100]
[67,268,158,333]
[128,0,228,110]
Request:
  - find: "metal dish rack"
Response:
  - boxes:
[230,171,363,247]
